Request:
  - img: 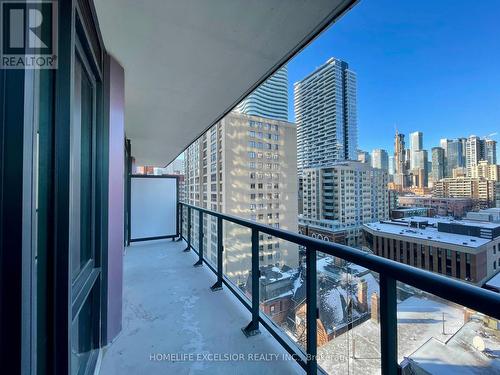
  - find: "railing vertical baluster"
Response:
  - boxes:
[380,274,398,375]
[210,216,224,291]
[242,228,260,337]
[305,246,317,374]
[194,211,204,267]
[183,206,191,252]
[175,203,182,241]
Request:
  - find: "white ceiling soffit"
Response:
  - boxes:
[94,0,356,166]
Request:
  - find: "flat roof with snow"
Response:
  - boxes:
[363,221,491,249]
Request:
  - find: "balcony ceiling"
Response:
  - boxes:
[94,0,355,166]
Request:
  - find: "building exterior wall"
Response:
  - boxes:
[184,112,298,284]
[301,161,388,247]
[105,55,125,343]
[235,66,289,121]
[295,57,357,175]
[469,160,500,181]
[397,195,474,218]
[372,149,389,170]
[363,226,500,286]
[433,177,497,209]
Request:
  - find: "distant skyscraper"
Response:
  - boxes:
[413,149,428,187]
[394,130,407,186]
[431,147,445,182]
[446,139,465,177]
[440,139,449,157]
[388,156,395,175]
[409,131,423,170]
[466,135,482,175]
[372,149,389,170]
[485,139,497,164]
[235,66,289,121]
[357,150,371,164]
[295,57,357,174]
[459,137,468,163]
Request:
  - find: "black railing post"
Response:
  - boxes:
[175,203,182,241]
[183,206,191,252]
[305,247,317,374]
[194,211,204,267]
[210,216,224,291]
[242,228,260,337]
[380,274,398,375]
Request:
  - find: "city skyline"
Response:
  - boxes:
[286,0,500,161]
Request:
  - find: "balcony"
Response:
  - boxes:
[99,239,302,374]
[100,202,500,375]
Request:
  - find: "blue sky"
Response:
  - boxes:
[287,0,500,158]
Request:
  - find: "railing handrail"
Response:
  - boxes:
[180,202,500,320]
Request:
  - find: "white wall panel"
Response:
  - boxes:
[131,177,177,240]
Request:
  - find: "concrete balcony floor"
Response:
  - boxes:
[98,239,303,375]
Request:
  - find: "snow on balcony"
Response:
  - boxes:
[98,240,303,374]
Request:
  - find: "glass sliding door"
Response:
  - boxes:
[69,39,101,375]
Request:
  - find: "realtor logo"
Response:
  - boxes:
[1,1,57,68]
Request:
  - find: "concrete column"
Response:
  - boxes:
[104,54,125,344]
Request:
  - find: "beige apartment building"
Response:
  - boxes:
[184,112,298,285]
[300,161,389,247]
[469,160,500,181]
[433,177,497,209]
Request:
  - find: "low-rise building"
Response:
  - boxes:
[433,177,497,209]
[363,217,500,286]
[397,195,474,218]
[391,207,429,219]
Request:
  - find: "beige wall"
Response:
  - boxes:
[185,112,299,284]
[222,113,298,282]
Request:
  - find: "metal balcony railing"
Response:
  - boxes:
[177,202,500,375]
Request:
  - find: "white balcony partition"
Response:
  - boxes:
[130,175,178,242]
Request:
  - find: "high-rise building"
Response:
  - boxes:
[357,150,371,164]
[465,135,497,176]
[394,130,407,187]
[409,131,423,170]
[413,149,428,187]
[235,66,289,121]
[184,112,298,283]
[164,158,185,175]
[388,156,395,175]
[295,57,357,174]
[485,139,497,164]
[431,147,445,183]
[371,149,389,170]
[466,135,483,175]
[440,139,449,157]
[445,139,465,177]
[300,161,389,247]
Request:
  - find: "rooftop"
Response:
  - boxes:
[363,220,492,249]
[397,216,500,230]
[317,295,466,374]
[98,240,303,375]
[405,319,500,374]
